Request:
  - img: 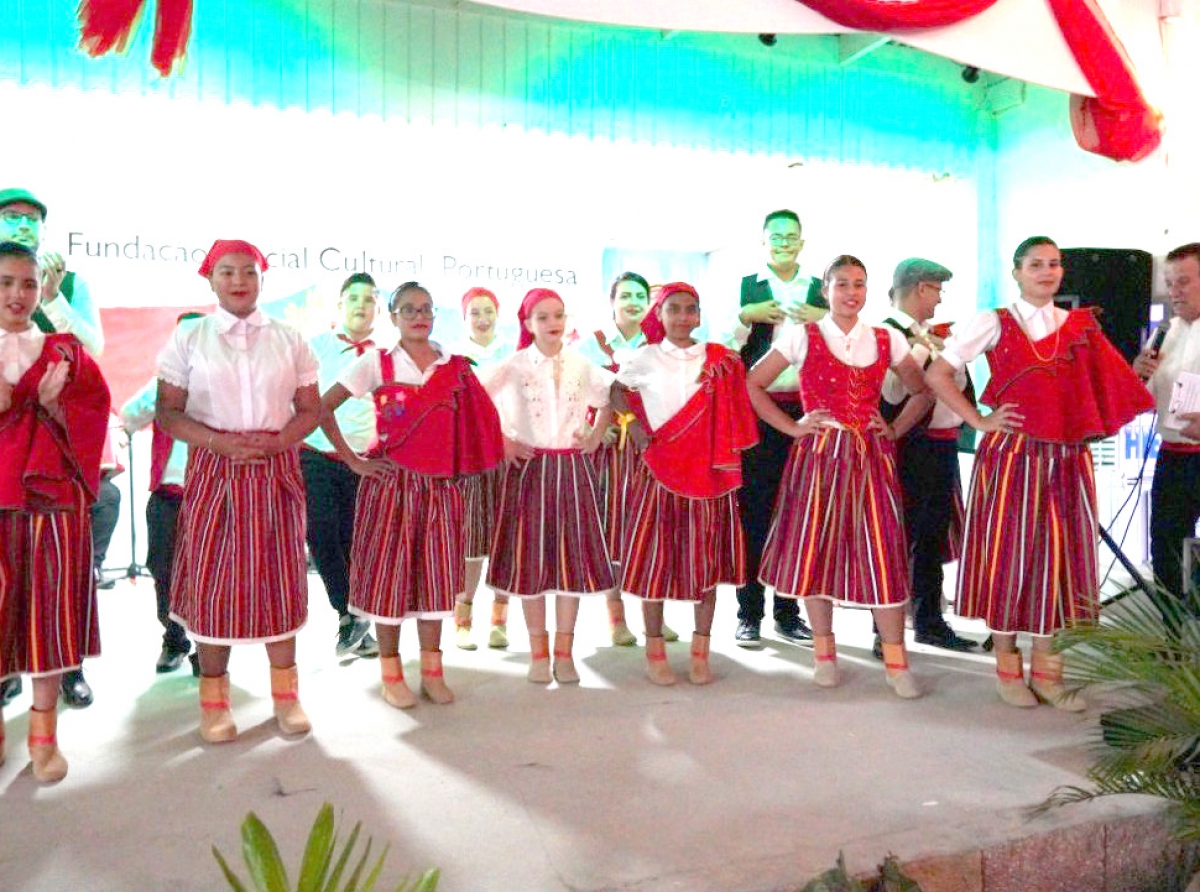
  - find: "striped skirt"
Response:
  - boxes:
[0,490,99,680]
[350,467,464,623]
[620,469,745,601]
[169,446,308,644]
[460,466,503,561]
[957,432,1099,635]
[487,450,614,597]
[759,428,910,607]
[592,438,644,563]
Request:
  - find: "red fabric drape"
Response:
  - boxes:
[795,0,1162,162]
[78,0,191,77]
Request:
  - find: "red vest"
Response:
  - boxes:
[799,323,890,430]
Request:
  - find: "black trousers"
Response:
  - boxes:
[91,476,121,570]
[146,489,189,652]
[897,434,960,635]
[1150,449,1200,621]
[736,407,803,625]
[300,448,359,617]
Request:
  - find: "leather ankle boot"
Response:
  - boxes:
[270,665,311,735]
[380,655,416,709]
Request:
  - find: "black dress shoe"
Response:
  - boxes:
[155,647,189,673]
[735,619,763,648]
[914,625,979,652]
[188,652,200,677]
[774,616,814,644]
[60,669,94,708]
[0,676,21,707]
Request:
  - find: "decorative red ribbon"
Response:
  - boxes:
[77,0,192,77]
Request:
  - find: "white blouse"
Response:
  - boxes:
[0,325,46,385]
[880,308,967,429]
[305,327,381,454]
[940,298,1068,369]
[1147,316,1200,444]
[482,345,615,449]
[448,335,514,370]
[157,307,319,432]
[768,315,909,370]
[617,341,706,430]
[339,341,452,395]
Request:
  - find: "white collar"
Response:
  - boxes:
[0,324,44,343]
[758,264,806,287]
[885,307,919,331]
[394,340,449,367]
[1012,297,1054,321]
[660,340,704,359]
[525,344,565,368]
[819,315,866,341]
[215,306,268,332]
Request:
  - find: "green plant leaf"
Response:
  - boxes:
[298,804,336,892]
[411,869,440,892]
[241,811,291,892]
[343,835,373,892]
[213,845,252,892]
[359,843,390,892]
[322,820,362,892]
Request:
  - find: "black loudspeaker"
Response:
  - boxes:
[1055,247,1152,364]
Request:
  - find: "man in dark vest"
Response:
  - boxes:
[880,258,977,653]
[0,188,108,710]
[726,209,826,647]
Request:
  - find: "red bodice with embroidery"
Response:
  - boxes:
[980,308,1154,442]
[799,323,890,430]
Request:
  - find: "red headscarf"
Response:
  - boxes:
[197,239,269,277]
[461,286,499,317]
[641,282,699,345]
[517,288,563,350]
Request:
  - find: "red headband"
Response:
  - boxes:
[517,288,563,350]
[641,282,699,345]
[461,286,499,317]
[198,239,269,277]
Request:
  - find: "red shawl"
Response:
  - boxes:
[372,353,504,477]
[0,334,112,510]
[640,344,758,499]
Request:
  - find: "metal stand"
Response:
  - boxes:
[123,435,151,580]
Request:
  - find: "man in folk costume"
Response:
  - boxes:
[0,241,111,781]
[725,209,825,647]
[617,283,759,684]
[0,188,104,710]
[880,259,978,654]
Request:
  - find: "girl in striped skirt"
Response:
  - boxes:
[321,282,504,708]
[483,288,616,684]
[926,237,1153,710]
[448,287,514,651]
[748,255,934,699]
[616,283,758,685]
[157,240,321,743]
[0,241,110,782]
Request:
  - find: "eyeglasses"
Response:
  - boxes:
[921,282,946,296]
[395,304,437,319]
[768,235,802,246]
[0,210,40,225]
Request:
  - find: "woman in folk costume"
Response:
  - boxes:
[580,272,677,645]
[484,288,616,684]
[0,242,109,782]
[616,283,758,685]
[447,286,513,652]
[926,237,1153,710]
[320,282,504,708]
[748,255,933,699]
[157,240,321,743]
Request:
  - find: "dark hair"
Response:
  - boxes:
[389,281,430,312]
[0,241,37,265]
[763,209,801,232]
[608,271,650,302]
[1012,236,1058,268]
[822,254,867,286]
[1166,243,1200,266]
[340,272,376,294]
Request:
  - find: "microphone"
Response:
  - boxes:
[1147,322,1169,357]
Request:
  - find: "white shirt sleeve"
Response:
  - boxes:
[156,323,193,390]
[940,310,1001,369]
[42,275,104,357]
[582,360,616,407]
[120,379,159,433]
[337,350,385,398]
[767,323,808,369]
[886,328,912,366]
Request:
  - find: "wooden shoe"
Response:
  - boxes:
[995,650,1038,708]
[270,665,312,735]
[813,635,838,688]
[882,642,921,699]
[645,635,677,686]
[688,634,713,685]
[380,655,416,709]
[528,632,551,684]
[1030,651,1087,712]
[454,603,477,651]
[553,631,580,684]
[199,674,238,743]
[607,599,637,647]
[28,707,68,783]
[420,650,455,704]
